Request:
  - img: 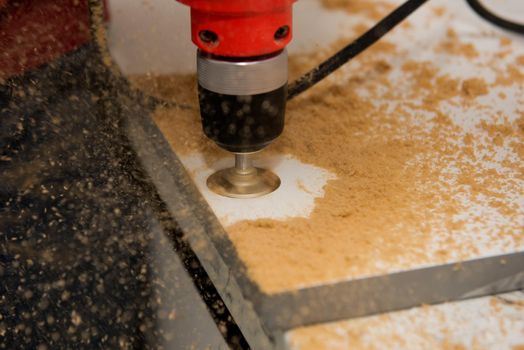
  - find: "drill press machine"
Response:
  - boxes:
[177,0,297,198]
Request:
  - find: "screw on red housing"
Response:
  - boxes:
[177,0,296,57]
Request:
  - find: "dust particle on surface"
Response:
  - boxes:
[461,78,488,98]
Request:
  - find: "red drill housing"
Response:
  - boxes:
[177,0,296,57]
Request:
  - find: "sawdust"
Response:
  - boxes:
[432,6,446,17]
[461,77,489,98]
[500,37,512,47]
[436,28,479,59]
[320,0,395,21]
[494,63,524,87]
[148,6,523,295]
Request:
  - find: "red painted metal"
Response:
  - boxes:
[177,0,296,57]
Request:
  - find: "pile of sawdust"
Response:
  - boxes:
[148,5,523,295]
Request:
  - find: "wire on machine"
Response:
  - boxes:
[287,0,431,100]
[465,0,524,35]
[288,0,524,100]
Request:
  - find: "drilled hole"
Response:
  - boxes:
[199,30,219,45]
[274,25,290,41]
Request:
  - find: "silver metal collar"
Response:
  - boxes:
[197,50,288,96]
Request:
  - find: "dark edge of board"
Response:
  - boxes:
[124,111,276,349]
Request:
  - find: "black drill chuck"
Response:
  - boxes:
[198,84,287,153]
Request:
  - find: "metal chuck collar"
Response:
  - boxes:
[197,50,287,198]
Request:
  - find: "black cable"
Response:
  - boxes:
[466,0,524,35]
[287,0,430,100]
